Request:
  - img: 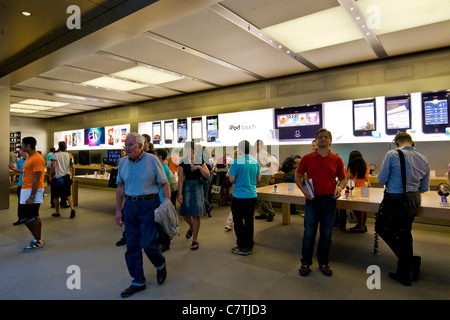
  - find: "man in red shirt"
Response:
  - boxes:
[295,129,346,277]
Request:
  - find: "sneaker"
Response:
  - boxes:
[299,264,311,277]
[319,264,332,277]
[23,238,44,252]
[231,246,252,256]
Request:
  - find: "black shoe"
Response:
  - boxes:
[116,237,126,246]
[13,220,24,226]
[319,264,333,277]
[255,214,268,220]
[120,284,146,298]
[389,272,411,286]
[267,214,274,222]
[61,204,70,208]
[70,209,76,219]
[411,256,421,282]
[299,264,311,277]
[157,265,167,285]
[160,244,170,252]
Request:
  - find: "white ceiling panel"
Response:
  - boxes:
[151,8,309,78]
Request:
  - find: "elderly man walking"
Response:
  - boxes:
[115,132,171,298]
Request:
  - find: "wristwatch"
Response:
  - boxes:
[29,195,35,200]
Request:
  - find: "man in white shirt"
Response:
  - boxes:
[49,141,76,218]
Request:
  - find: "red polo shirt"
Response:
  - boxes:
[296,150,345,195]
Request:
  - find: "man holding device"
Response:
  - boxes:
[295,128,346,277]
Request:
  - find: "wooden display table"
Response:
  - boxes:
[73,174,111,206]
[256,183,450,225]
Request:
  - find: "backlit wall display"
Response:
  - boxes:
[422,90,449,134]
[54,124,129,150]
[218,108,276,146]
[274,104,322,141]
[85,127,105,147]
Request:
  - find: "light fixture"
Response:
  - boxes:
[20,99,69,107]
[10,108,37,114]
[81,76,148,91]
[10,103,52,111]
[22,11,31,16]
[111,66,183,85]
[262,6,363,53]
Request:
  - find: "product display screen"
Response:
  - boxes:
[164,121,174,144]
[385,95,411,135]
[84,127,105,146]
[177,119,187,143]
[153,122,161,144]
[274,104,322,140]
[206,115,218,142]
[191,117,202,141]
[353,99,376,136]
[108,150,121,166]
[422,91,449,134]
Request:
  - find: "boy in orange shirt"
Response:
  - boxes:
[19,137,46,251]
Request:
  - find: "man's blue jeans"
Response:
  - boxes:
[301,196,336,267]
[123,197,165,286]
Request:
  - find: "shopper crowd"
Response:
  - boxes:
[8,129,435,297]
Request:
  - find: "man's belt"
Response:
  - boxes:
[125,194,158,201]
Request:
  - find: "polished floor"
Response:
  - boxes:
[1,185,449,301]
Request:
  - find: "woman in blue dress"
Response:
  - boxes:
[178,142,210,250]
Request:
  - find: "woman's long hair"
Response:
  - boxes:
[347,150,367,179]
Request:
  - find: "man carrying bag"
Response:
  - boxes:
[377,133,430,286]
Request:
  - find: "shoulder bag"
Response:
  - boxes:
[374,149,410,250]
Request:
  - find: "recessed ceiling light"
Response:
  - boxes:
[262,6,362,52]
[22,11,31,16]
[111,66,183,85]
[81,76,148,91]
[10,103,51,111]
[20,99,69,107]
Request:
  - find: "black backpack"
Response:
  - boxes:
[281,155,296,173]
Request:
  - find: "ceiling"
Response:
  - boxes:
[2,0,450,119]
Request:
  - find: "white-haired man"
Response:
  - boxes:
[115,132,170,298]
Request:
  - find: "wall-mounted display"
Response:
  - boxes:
[206,115,219,142]
[274,104,322,141]
[352,98,376,137]
[152,121,161,144]
[84,127,105,147]
[108,150,122,166]
[54,124,129,150]
[385,94,411,135]
[422,90,449,134]
[191,117,202,142]
[177,118,187,143]
[164,120,174,144]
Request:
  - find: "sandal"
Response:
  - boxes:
[51,213,60,217]
[190,241,199,250]
[185,229,193,239]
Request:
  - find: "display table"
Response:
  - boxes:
[256,183,450,225]
[368,175,448,189]
[73,174,111,206]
